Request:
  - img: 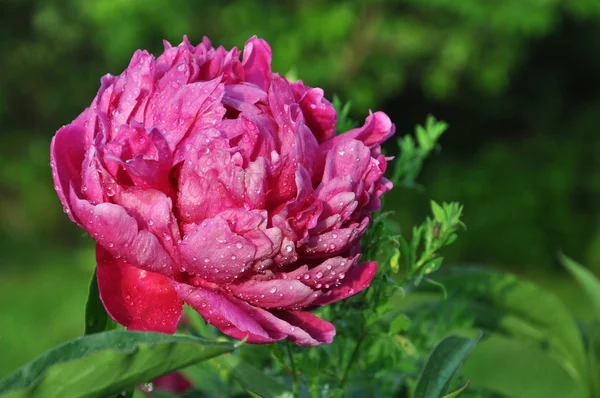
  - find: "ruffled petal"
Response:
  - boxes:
[313,261,378,306]
[96,245,182,333]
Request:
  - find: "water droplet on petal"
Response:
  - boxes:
[315,271,323,279]
[108,242,114,248]
[303,274,310,280]
[236,242,243,249]
[269,286,277,294]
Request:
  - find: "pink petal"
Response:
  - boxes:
[179,217,256,283]
[109,50,155,133]
[321,139,371,186]
[299,218,369,258]
[272,310,336,346]
[242,36,272,91]
[50,123,87,222]
[321,111,395,150]
[230,279,316,309]
[223,83,267,110]
[174,283,283,343]
[176,283,333,346]
[297,86,337,143]
[114,187,182,260]
[301,255,359,288]
[70,187,176,275]
[314,261,378,306]
[153,372,192,393]
[96,245,182,333]
[149,78,226,148]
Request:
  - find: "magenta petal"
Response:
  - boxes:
[70,187,176,275]
[179,217,256,283]
[223,83,267,110]
[321,111,395,151]
[321,139,371,186]
[50,123,87,222]
[297,87,337,143]
[272,310,336,346]
[149,78,226,148]
[300,218,369,258]
[231,279,316,309]
[153,372,192,394]
[301,255,359,288]
[242,36,272,92]
[314,261,378,306]
[174,283,283,343]
[96,245,182,333]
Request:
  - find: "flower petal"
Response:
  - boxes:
[96,245,182,333]
[231,278,316,309]
[242,36,272,92]
[173,283,283,343]
[313,261,378,306]
[179,217,256,283]
[70,186,176,275]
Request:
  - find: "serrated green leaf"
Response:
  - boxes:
[559,253,600,316]
[413,334,480,398]
[216,355,293,398]
[84,268,116,335]
[430,201,445,223]
[0,330,236,398]
[389,314,412,335]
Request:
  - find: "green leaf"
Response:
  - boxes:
[413,334,480,398]
[84,267,116,335]
[430,201,445,223]
[462,335,587,398]
[559,253,600,316]
[216,355,293,398]
[415,267,590,394]
[442,380,469,398]
[389,314,412,335]
[0,330,236,398]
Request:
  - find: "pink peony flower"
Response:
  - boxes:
[51,36,394,346]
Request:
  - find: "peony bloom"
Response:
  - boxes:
[51,36,394,346]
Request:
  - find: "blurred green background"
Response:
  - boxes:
[2,0,600,380]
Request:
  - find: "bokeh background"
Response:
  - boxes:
[2,0,600,379]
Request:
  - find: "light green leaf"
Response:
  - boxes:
[442,380,469,398]
[216,355,293,398]
[559,253,600,316]
[84,268,116,335]
[389,314,412,335]
[0,330,236,398]
[413,334,479,398]
[462,335,587,398]
[431,201,445,223]
[418,267,590,394]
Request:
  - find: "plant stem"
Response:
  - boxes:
[286,342,299,398]
[339,331,366,390]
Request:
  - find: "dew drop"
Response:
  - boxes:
[285,245,293,253]
[236,242,243,249]
[108,242,114,248]
[269,286,277,294]
[315,271,323,279]
[231,255,236,260]
[148,220,154,226]
[303,274,310,280]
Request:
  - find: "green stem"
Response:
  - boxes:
[339,331,366,390]
[286,342,299,398]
